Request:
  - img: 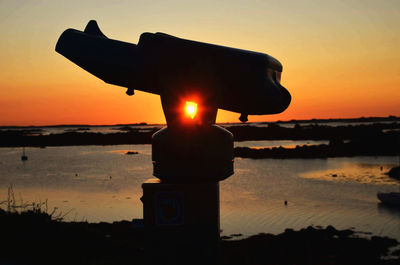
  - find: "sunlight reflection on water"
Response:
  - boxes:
[301,161,398,185]
[234,140,328,148]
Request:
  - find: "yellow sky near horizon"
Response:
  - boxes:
[0,0,399,126]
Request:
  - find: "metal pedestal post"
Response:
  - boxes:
[141,124,233,264]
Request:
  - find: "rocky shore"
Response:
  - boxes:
[234,135,398,158]
[1,208,399,265]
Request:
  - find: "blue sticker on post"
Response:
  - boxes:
[156,191,184,225]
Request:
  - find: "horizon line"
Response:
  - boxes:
[0,115,398,128]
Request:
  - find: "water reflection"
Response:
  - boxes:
[0,145,399,241]
[377,203,400,217]
[300,160,399,185]
[234,140,328,148]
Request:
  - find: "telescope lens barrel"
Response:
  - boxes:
[56,28,140,89]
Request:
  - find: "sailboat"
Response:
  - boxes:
[21,147,28,161]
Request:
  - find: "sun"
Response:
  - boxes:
[185,101,197,119]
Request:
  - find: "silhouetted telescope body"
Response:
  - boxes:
[56,20,291,183]
[56,21,291,263]
[56,20,290,125]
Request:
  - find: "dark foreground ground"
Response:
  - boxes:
[1,208,399,265]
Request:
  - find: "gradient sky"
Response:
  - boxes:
[0,0,399,126]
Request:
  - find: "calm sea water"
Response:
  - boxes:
[0,143,399,240]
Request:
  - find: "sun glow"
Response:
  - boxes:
[185,101,197,119]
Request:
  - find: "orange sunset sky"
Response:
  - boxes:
[0,0,399,126]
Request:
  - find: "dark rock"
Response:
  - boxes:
[126,151,139,155]
[0,209,398,265]
[387,166,400,180]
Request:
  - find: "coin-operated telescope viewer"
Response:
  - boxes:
[56,20,291,264]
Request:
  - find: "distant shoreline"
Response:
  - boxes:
[0,115,398,129]
[1,119,399,159]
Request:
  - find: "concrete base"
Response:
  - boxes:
[142,179,220,265]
